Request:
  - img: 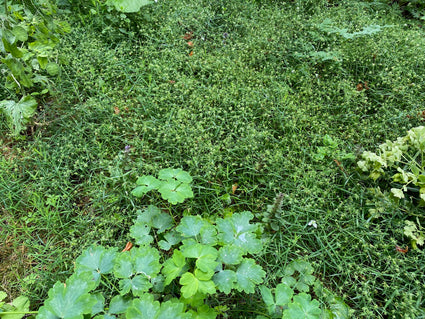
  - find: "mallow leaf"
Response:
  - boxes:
[158,181,193,204]
[216,211,262,254]
[107,0,152,13]
[235,258,265,293]
[158,168,193,183]
[282,293,321,319]
[132,176,161,197]
[75,245,118,283]
[181,243,218,273]
[162,250,187,286]
[213,270,237,294]
[176,215,206,238]
[130,222,153,246]
[179,271,216,298]
[108,295,132,314]
[37,272,97,319]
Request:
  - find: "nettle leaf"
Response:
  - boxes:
[75,245,118,283]
[282,293,321,319]
[235,258,265,294]
[107,0,153,13]
[0,96,37,135]
[216,211,262,254]
[213,269,237,294]
[218,245,244,265]
[162,250,187,286]
[130,222,153,246]
[37,272,97,319]
[180,270,216,298]
[158,180,194,204]
[132,176,161,197]
[176,215,206,238]
[181,242,219,273]
[158,168,193,183]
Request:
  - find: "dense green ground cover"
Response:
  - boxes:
[1,0,425,317]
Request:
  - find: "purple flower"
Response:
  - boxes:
[124,145,131,153]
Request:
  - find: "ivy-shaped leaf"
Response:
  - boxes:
[282,293,321,319]
[234,258,265,293]
[216,211,262,254]
[213,270,237,294]
[158,230,182,251]
[126,294,191,319]
[119,275,151,296]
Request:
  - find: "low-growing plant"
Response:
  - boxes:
[0,0,70,135]
[259,260,350,319]
[358,126,425,247]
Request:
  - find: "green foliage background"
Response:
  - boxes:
[1,0,425,317]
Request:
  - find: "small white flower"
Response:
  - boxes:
[307,220,317,228]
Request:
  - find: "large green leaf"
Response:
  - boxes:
[213,270,237,294]
[158,168,193,183]
[176,216,206,238]
[0,96,37,135]
[132,176,161,197]
[181,243,218,273]
[162,250,187,286]
[157,180,194,204]
[75,245,118,284]
[234,258,265,293]
[216,212,262,254]
[107,0,153,13]
[282,293,321,319]
[37,272,97,319]
[179,271,216,298]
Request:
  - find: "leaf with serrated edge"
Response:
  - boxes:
[213,270,237,294]
[126,294,160,319]
[162,250,187,286]
[158,168,193,183]
[114,252,133,278]
[75,246,118,283]
[199,224,218,245]
[235,258,265,293]
[38,272,97,319]
[218,245,244,265]
[180,271,216,298]
[181,243,218,273]
[109,295,132,314]
[132,246,161,278]
[130,222,153,246]
[216,211,262,254]
[275,283,294,306]
[282,293,321,319]
[176,215,205,237]
[157,299,192,319]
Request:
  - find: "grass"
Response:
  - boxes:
[1,0,425,317]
